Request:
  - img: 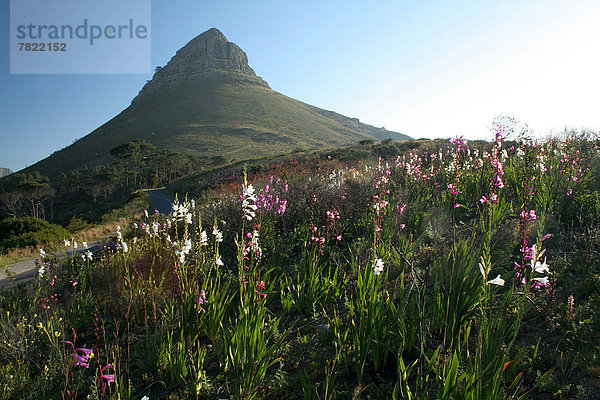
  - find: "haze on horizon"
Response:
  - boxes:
[1,0,599,172]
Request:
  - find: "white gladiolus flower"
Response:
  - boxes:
[373,258,384,275]
[215,257,224,267]
[533,276,549,286]
[487,275,505,286]
[213,227,223,242]
[478,262,486,279]
[242,184,258,221]
[200,231,208,246]
[534,258,550,274]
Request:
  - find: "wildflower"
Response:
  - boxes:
[242,184,258,221]
[255,280,267,300]
[174,239,192,263]
[487,275,505,286]
[61,341,94,368]
[144,209,149,218]
[197,290,207,312]
[121,241,129,253]
[38,264,46,278]
[215,256,224,267]
[250,229,262,259]
[85,251,93,261]
[100,364,116,394]
[533,258,549,274]
[142,396,150,400]
[64,239,70,247]
[479,262,487,279]
[532,276,550,286]
[82,241,88,249]
[213,226,223,242]
[373,258,384,275]
[39,248,46,258]
[200,230,208,246]
[448,183,461,195]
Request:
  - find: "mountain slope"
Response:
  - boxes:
[23,28,410,179]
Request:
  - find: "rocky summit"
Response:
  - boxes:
[0,168,12,178]
[133,28,269,103]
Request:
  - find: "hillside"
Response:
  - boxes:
[22,28,409,180]
[2,132,599,399]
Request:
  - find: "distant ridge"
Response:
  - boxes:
[23,28,410,179]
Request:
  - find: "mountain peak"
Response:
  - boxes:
[192,27,228,42]
[133,28,269,103]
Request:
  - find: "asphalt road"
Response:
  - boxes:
[0,241,103,290]
[146,189,174,215]
[1,190,174,290]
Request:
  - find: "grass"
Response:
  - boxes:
[1,131,599,399]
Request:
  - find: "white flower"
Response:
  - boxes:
[39,248,46,258]
[487,275,505,286]
[242,184,258,221]
[82,241,88,249]
[144,209,149,218]
[141,396,150,400]
[185,213,193,224]
[38,264,46,278]
[533,276,549,286]
[213,227,223,242]
[534,258,549,274]
[215,257,224,267]
[243,184,256,200]
[200,231,208,246]
[182,239,192,254]
[73,241,78,249]
[121,241,129,253]
[85,251,93,261]
[64,239,71,247]
[373,258,384,275]
[175,239,193,263]
[478,262,486,279]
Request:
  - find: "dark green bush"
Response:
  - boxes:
[0,217,70,252]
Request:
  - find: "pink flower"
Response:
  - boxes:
[100,364,116,395]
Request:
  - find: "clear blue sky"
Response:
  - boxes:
[1,0,599,172]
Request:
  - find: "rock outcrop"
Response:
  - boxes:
[0,168,13,178]
[133,28,268,103]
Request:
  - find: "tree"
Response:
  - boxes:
[110,139,155,191]
[0,190,24,218]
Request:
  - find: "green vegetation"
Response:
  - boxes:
[1,129,599,399]
[0,217,69,253]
